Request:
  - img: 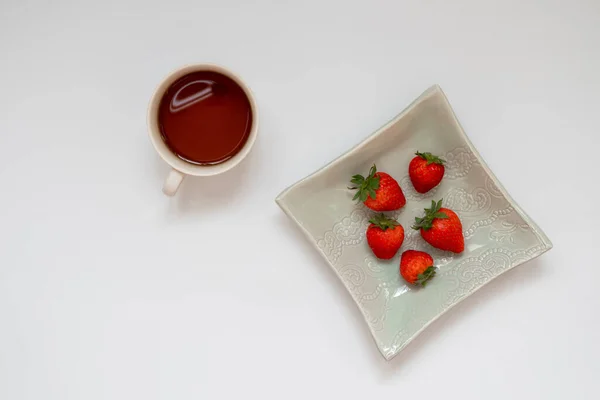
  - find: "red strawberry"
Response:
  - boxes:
[413,199,464,253]
[366,214,405,259]
[400,250,436,286]
[349,165,406,211]
[409,151,445,193]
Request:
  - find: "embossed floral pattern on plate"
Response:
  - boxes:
[276,85,552,360]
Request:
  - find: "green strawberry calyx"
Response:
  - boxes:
[349,164,380,203]
[416,266,436,287]
[412,199,448,231]
[416,151,445,165]
[368,213,400,231]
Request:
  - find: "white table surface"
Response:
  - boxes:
[1,1,598,398]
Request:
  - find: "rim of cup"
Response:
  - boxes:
[147,63,258,177]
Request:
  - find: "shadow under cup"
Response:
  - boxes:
[147,64,258,195]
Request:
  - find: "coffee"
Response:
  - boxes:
[158,71,253,165]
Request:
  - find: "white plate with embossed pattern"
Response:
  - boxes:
[276,85,552,360]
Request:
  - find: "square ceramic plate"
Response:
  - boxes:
[276,85,552,360]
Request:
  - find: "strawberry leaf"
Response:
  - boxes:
[416,266,436,287]
[368,213,400,231]
[349,164,380,203]
[412,198,446,231]
[416,151,446,165]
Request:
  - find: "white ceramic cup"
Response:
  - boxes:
[147,64,258,196]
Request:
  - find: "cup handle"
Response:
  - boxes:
[163,169,185,196]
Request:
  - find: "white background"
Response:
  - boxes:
[0,0,598,399]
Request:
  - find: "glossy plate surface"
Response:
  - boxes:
[276,86,552,360]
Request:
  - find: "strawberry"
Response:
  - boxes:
[409,151,445,193]
[366,214,405,259]
[412,199,464,253]
[400,250,436,286]
[349,165,406,211]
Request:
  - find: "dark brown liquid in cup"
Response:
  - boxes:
[158,71,253,165]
